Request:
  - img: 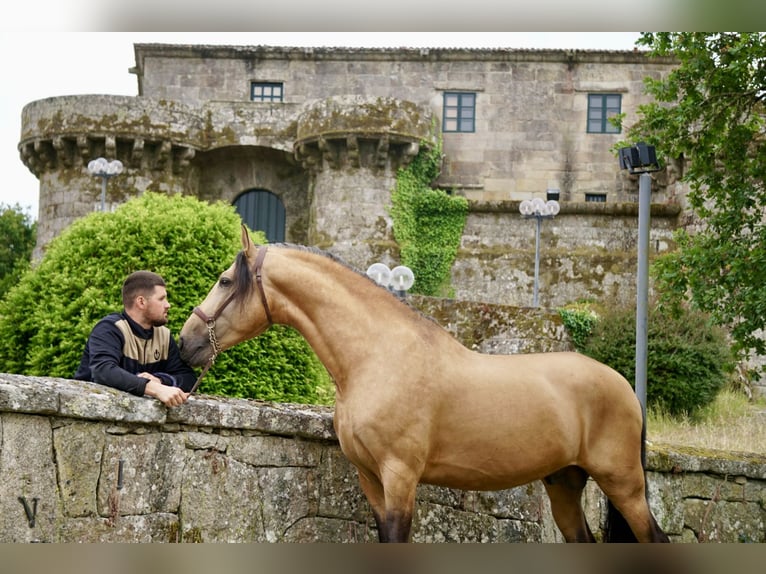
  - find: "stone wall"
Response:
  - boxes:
[455,200,682,308]
[1,373,763,543]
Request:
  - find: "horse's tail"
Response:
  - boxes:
[603,418,648,543]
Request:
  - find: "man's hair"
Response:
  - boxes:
[122,271,166,308]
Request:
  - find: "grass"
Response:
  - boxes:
[646,389,766,455]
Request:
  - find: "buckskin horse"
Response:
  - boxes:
[178,226,669,543]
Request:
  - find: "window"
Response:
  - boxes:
[443,92,475,133]
[233,190,286,243]
[251,82,284,102]
[585,193,607,203]
[587,94,621,134]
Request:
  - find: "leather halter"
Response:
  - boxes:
[188,246,272,394]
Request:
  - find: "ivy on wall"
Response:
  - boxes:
[390,138,468,297]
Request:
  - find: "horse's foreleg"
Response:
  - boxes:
[357,471,388,540]
[543,466,596,543]
[375,463,419,543]
[358,469,416,542]
[377,509,413,543]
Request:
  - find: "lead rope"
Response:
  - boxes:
[187,320,221,394]
[187,246,271,396]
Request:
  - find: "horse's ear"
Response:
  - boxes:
[241,224,257,260]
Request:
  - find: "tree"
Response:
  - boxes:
[0,193,333,404]
[622,33,766,364]
[0,203,36,299]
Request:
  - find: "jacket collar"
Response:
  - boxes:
[121,310,154,339]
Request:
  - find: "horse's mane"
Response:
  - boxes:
[233,243,439,325]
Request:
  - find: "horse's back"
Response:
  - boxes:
[452,350,636,405]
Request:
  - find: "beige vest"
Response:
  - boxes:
[114,319,170,366]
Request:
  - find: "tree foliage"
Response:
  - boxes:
[622,32,766,362]
[0,203,36,299]
[0,192,333,404]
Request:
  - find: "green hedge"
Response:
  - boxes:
[0,192,333,404]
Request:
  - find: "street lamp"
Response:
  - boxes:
[618,141,661,458]
[87,157,124,212]
[519,197,560,307]
[366,263,415,298]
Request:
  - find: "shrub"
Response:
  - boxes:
[578,303,734,417]
[0,192,333,405]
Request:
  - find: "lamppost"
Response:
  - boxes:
[87,157,124,212]
[617,141,661,450]
[366,262,415,298]
[519,197,560,307]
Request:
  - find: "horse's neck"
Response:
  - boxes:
[269,250,426,386]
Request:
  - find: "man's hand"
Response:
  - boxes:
[142,374,190,407]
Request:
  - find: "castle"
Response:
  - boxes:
[18,43,684,309]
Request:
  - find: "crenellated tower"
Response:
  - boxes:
[18,93,435,272]
[19,95,202,259]
[294,96,434,267]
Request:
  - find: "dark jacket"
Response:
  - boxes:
[74,311,197,395]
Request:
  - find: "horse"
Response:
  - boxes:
[178,226,670,543]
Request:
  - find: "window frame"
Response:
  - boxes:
[442,91,476,133]
[250,82,284,102]
[586,93,622,134]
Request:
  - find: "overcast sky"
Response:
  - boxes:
[0,32,643,220]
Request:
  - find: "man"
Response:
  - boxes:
[74,270,197,407]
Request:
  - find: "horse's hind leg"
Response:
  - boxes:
[543,466,596,543]
[596,469,670,543]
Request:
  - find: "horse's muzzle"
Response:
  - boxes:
[178,334,210,367]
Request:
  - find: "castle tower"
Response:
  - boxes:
[19,93,436,273]
[19,95,202,258]
[294,96,436,270]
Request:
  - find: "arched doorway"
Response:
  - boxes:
[233,189,286,243]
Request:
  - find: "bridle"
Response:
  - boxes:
[188,246,273,394]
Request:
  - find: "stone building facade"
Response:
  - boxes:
[18,44,683,308]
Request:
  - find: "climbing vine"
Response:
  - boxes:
[557,301,601,350]
[390,137,468,297]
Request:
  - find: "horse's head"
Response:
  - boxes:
[179,225,273,367]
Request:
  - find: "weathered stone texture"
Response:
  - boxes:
[1,372,763,543]
[454,201,681,308]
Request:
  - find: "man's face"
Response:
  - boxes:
[142,286,171,327]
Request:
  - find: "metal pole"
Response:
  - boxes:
[635,173,651,422]
[100,176,107,212]
[533,215,541,307]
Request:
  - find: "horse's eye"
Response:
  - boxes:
[219,277,232,287]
